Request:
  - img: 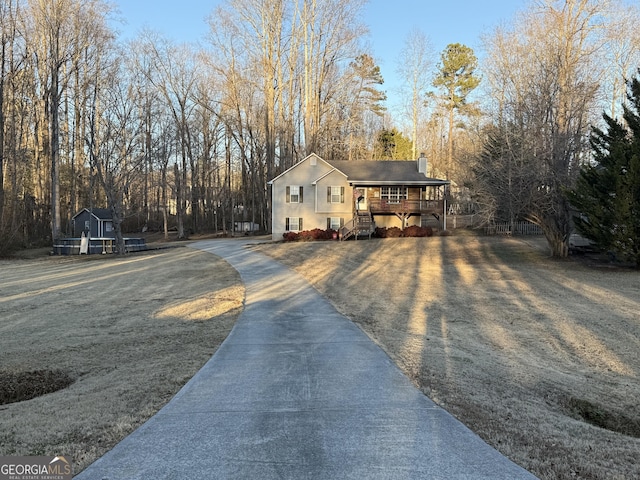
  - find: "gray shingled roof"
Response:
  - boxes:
[326,160,448,186]
[72,208,112,220]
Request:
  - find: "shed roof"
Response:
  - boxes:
[72,208,112,220]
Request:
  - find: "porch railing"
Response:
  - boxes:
[339,217,357,240]
[368,199,444,214]
[339,212,375,240]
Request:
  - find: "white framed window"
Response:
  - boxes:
[327,186,344,204]
[381,186,407,203]
[286,185,303,203]
[286,217,303,232]
[327,217,343,231]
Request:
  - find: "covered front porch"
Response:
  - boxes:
[339,184,448,239]
[357,185,447,229]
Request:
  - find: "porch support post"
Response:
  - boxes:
[443,185,448,231]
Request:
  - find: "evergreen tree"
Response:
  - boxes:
[432,43,480,178]
[348,54,387,118]
[568,75,640,267]
[373,128,414,160]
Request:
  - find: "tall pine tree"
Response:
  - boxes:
[568,74,640,267]
[432,43,480,179]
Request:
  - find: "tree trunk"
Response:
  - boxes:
[161,160,168,240]
[0,39,5,229]
[50,66,62,240]
[174,162,184,238]
[534,213,570,258]
[109,200,126,254]
[549,235,569,258]
[447,86,454,180]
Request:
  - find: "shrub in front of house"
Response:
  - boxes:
[374,226,433,238]
[404,225,434,237]
[299,228,325,241]
[283,228,336,242]
[374,227,388,238]
[317,229,337,240]
[375,226,402,238]
[283,231,300,241]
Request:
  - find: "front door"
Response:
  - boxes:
[355,188,368,212]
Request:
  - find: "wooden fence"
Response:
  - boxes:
[447,215,477,229]
[484,221,543,236]
[423,215,543,236]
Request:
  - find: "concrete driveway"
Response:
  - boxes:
[75,239,537,479]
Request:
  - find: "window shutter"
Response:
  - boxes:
[285,218,290,231]
[299,186,303,203]
[286,186,290,203]
[340,217,344,227]
[327,218,331,230]
[299,218,303,231]
[340,187,345,203]
[327,187,331,203]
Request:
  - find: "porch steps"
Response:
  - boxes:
[339,212,375,241]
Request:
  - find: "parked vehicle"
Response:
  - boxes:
[569,233,597,252]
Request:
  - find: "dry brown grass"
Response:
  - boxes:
[0,247,243,473]
[254,236,640,480]
[2,236,638,479]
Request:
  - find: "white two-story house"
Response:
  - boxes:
[268,153,450,240]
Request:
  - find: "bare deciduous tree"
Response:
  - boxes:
[299,0,368,156]
[602,1,640,119]
[136,33,200,238]
[0,0,17,231]
[27,0,113,240]
[481,0,612,256]
[87,54,144,253]
[396,28,434,161]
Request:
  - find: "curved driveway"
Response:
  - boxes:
[76,239,537,479]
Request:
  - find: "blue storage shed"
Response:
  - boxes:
[72,208,116,238]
